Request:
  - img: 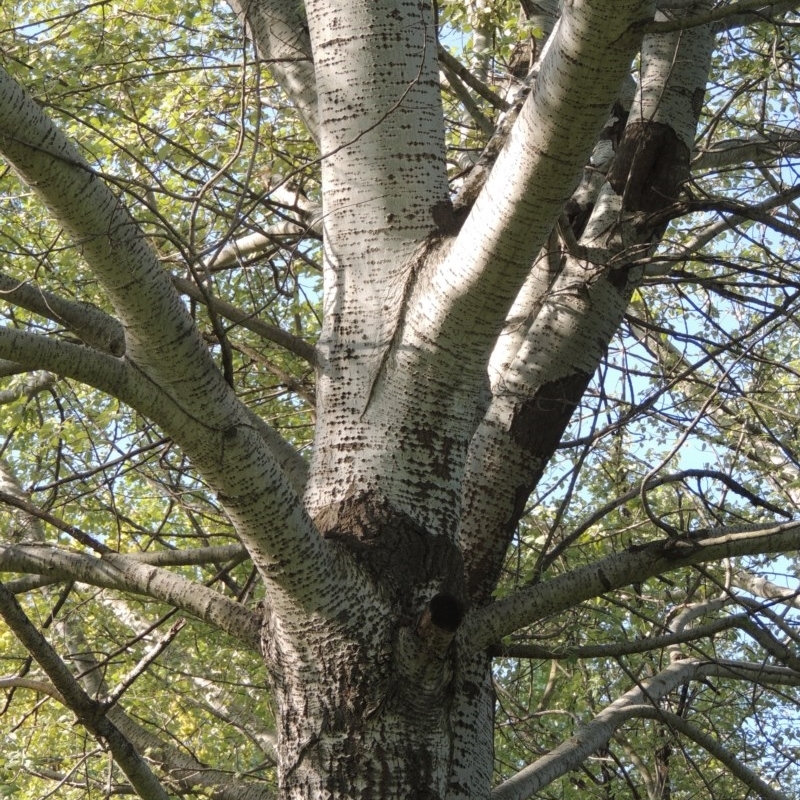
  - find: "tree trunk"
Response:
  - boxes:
[265,623,493,799]
[262,495,491,799]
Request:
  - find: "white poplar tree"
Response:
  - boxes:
[2,1,800,798]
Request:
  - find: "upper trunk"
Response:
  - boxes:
[305,0,453,524]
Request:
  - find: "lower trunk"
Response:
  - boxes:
[263,613,495,799]
[261,496,494,799]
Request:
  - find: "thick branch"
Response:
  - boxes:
[693,128,800,172]
[0,326,139,405]
[0,65,227,412]
[0,544,261,649]
[459,5,715,600]
[0,272,125,355]
[227,0,319,143]
[0,581,171,800]
[414,1,652,352]
[647,0,799,33]
[462,521,800,652]
[328,2,653,536]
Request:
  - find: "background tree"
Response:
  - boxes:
[1,0,800,798]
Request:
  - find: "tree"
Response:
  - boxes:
[1,0,800,797]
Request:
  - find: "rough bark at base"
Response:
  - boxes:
[263,619,495,799]
[262,495,491,799]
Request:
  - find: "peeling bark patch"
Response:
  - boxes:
[509,372,591,456]
[606,120,690,213]
[692,87,705,121]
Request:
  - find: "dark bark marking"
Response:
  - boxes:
[405,420,456,481]
[691,87,705,121]
[467,373,592,600]
[602,100,630,151]
[431,198,460,235]
[597,568,612,591]
[315,492,464,615]
[509,372,590,456]
[606,120,690,213]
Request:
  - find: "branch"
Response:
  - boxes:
[0,326,140,405]
[0,283,309,498]
[647,0,799,33]
[0,675,64,702]
[461,520,800,652]
[100,703,273,800]
[124,543,247,566]
[437,46,511,112]
[0,544,261,649]
[227,0,319,143]
[629,707,790,800]
[492,612,746,659]
[172,274,318,367]
[0,359,27,377]
[0,329,233,481]
[440,61,495,136]
[0,266,317,368]
[693,129,800,172]
[0,65,223,409]
[492,658,794,800]
[650,190,800,242]
[0,272,125,355]
[458,255,631,599]
[734,569,800,609]
[562,469,789,551]
[104,618,186,710]
[0,580,171,800]
[0,370,54,406]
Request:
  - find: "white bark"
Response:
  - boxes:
[734,569,800,608]
[0,544,261,648]
[307,0,655,541]
[462,520,800,651]
[304,0,453,522]
[414,0,650,356]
